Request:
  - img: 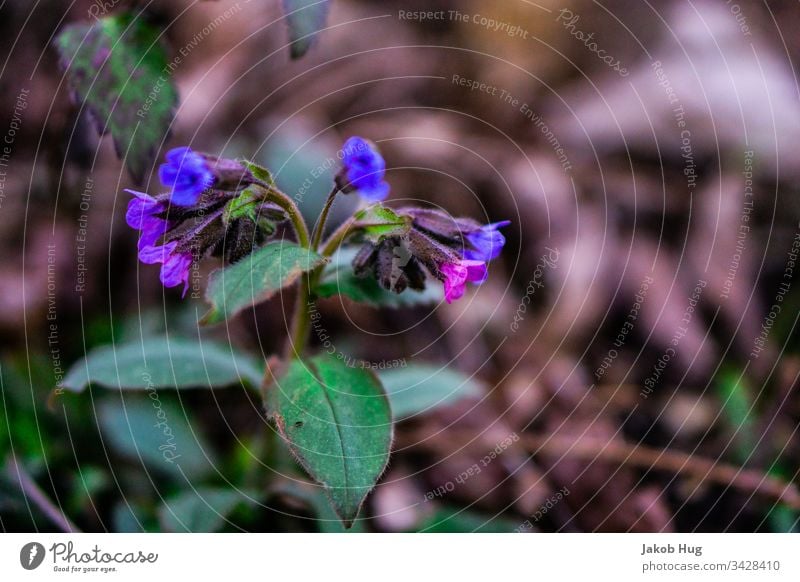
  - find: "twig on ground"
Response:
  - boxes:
[4,455,81,532]
[523,434,800,510]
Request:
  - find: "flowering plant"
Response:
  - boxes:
[54,0,511,530]
[66,137,509,527]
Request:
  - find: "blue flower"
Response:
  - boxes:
[158,147,213,206]
[464,220,511,262]
[340,136,390,201]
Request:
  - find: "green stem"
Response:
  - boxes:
[253,184,355,363]
[289,190,354,359]
[251,183,313,371]
[261,186,310,248]
[287,276,311,360]
[310,186,340,251]
[306,217,358,294]
[320,216,357,258]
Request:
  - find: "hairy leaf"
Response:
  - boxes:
[267,354,393,527]
[354,204,412,243]
[241,159,275,186]
[203,241,326,325]
[62,336,263,392]
[270,481,367,532]
[55,12,178,182]
[97,396,215,480]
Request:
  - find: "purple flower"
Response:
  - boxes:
[158,147,213,206]
[339,136,390,202]
[441,260,487,304]
[139,241,192,295]
[125,190,170,249]
[464,220,511,262]
[125,190,192,296]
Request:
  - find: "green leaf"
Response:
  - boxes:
[241,159,275,186]
[267,354,393,527]
[270,481,367,532]
[159,488,255,532]
[354,204,412,243]
[223,187,261,224]
[97,396,216,480]
[112,501,155,532]
[282,0,331,59]
[379,365,483,420]
[55,12,178,182]
[715,368,758,463]
[316,247,442,308]
[202,241,327,325]
[62,337,263,392]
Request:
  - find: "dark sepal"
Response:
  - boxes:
[405,229,461,280]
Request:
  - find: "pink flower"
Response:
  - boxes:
[441,260,487,303]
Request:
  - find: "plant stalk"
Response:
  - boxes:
[261,186,310,248]
[310,186,340,251]
[320,216,356,258]
[287,189,352,359]
[287,276,311,360]
[252,183,313,371]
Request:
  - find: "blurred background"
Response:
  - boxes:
[1,0,800,532]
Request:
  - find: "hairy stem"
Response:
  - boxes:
[307,217,358,295]
[253,183,313,369]
[320,216,357,258]
[262,187,310,248]
[287,214,360,360]
[310,186,340,251]
[287,276,311,360]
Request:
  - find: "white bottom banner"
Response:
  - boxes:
[1,533,797,580]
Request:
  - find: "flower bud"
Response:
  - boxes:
[336,136,390,201]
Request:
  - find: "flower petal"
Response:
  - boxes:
[159,147,213,206]
[124,190,160,229]
[165,146,192,164]
[341,136,390,201]
[138,241,176,265]
[137,218,170,250]
[465,220,510,262]
[464,260,488,285]
[358,181,390,202]
[160,251,192,295]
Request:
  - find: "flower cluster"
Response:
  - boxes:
[352,207,509,303]
[125,138,509,304]
[126,148,283,295]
